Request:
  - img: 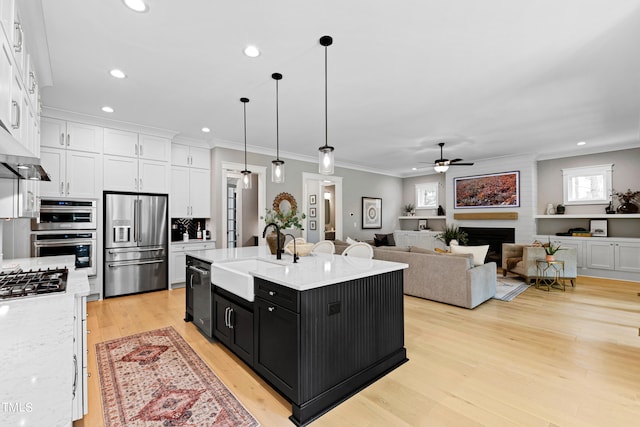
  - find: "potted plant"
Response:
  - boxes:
[403,203,415,216]
[612,188,640,214]
[435,225,469,246]
[261,208,306,254]
[544,238,564,261]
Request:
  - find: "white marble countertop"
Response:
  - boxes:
[186,246,407,291]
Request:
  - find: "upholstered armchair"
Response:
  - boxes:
[502,243,577,285]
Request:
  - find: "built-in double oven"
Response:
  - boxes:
[31,199,98,276]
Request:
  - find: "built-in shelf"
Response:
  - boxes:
[398,216,445,220]
[535,214,640,219]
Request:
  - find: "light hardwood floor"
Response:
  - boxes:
[74,275,640,427]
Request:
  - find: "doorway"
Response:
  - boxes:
[302,173,343,243]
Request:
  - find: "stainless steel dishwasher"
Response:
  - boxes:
[186,256,212,337]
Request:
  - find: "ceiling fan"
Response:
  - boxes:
[433,142,474,173]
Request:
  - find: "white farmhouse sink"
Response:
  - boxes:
[211,258,283,301]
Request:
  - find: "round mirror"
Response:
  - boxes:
[273,192,297,214]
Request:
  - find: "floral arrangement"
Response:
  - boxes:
[612,189,640,203]
[261,208,306,230]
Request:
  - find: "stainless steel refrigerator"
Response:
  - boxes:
[103,192,168,297]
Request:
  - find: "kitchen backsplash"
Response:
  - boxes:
[171,218,207,241]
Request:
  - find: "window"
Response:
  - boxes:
[562,164,612,205]
[415,182,438,209]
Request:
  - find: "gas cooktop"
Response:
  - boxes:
[0,267,68,299]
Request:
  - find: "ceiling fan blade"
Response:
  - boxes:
[450,162,474,166]
[449,158,463,163]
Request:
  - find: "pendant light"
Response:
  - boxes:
[240,97,252,190]
[318,35,334,175]
[271,73,285,183]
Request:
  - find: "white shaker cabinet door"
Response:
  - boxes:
[40,117,66,149]
[103,155,138,192]
[103,128,137,157]
[39,147,65,197]
[139,159,169,194]
[66,122,103,153]
[189,167,210,218]
[189,146,211,170]
[586,241,615,270]
[614,242,640,273]
[66,151,101,198]
[139,134,171,162]
[170,166,190,217]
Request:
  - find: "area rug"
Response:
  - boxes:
[96,326,259,427]
[494,276,530,301]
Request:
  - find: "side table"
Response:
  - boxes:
[535,259,566,291]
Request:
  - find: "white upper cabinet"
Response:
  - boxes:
[171,143,210,169]
[103,128,170,193]
[0,31,12,128]
[40,147,102,198]
[41,118,103,153]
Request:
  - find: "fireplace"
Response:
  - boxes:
[459,227,515,264]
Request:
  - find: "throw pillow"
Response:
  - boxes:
[346,237,358,245]
[373,235,389,247]
[375,233,396,246]
[450,244,489,266]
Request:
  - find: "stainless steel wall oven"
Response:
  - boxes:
[31,199,98,276]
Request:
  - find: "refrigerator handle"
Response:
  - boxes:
[137,199,142,243]
[133,199,138,243]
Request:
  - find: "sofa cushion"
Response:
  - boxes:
[450,244,489,266]
[374,245,410,253]
[373,235,389,246]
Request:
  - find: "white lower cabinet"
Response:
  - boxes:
[583,239,640,273]
[170,241,216,284]
[550,237,585,268]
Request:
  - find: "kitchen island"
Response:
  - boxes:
[185,246,408,426]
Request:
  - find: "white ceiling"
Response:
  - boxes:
[33,0,640,176]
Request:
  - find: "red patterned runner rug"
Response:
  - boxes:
[96,326,259,427]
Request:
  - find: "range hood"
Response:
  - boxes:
[0,119,50,181]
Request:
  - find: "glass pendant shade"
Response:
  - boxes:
[241,170,252,189]
[434,164,449,173]
[272,160,285,183]
[318,145,334,175]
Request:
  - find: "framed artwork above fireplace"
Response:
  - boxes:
[454,171,520,209]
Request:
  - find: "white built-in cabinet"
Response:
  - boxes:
[72,295,88,420]
[39,118,103,198]
[103,128,170,194]
[585,240,640,273]
[170,143,210,218]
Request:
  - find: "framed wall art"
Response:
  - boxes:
[589,219,607,237]
[309,220,317,230]
[309,207,316,218]
[454,171,520,209]
[362,197,382,229]
[309,194,317,205]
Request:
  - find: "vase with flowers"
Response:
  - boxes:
[261,208,306,254]
[612,189,640,214]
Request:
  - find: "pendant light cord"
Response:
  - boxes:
[324,44,328,149]
[243,101,248,168]
[275,78,280,161]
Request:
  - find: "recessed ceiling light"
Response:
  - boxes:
[577,141,587,146]
[123,0,148,12]
[201,127,211,133]
[101,106,114,113]
[109,69,126,79]
[243,45,261,58]
[412,167,417,171]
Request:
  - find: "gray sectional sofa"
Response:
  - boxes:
[334,241,497,309]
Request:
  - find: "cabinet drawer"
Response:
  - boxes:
[255,278,299,313]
